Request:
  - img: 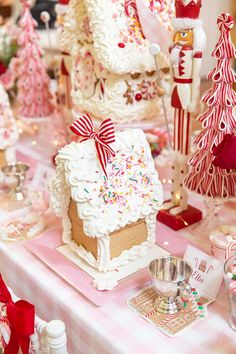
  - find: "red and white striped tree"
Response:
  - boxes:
[184,13,236,199]
[16,1,54,118]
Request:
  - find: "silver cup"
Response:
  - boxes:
[1,162,29,201]
[149,256,193,314]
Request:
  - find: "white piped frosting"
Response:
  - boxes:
[63,0,169,74]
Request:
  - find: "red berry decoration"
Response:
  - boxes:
[135,93,142,101]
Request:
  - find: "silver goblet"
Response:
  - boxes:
[1,162,29,201]
[149,256,193,314]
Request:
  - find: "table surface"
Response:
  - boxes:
[0,225,236,354]
[0,144,236,354]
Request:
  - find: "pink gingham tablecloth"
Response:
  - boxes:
[0,235,236,354]
[0,139,235,354]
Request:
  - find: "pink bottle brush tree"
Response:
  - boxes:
[16,0,54,118]
[184,13,236,199]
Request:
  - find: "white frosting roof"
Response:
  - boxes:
[63,0,169,74]
[54,129,163,238]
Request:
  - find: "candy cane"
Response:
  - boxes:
[156,0,165,12]
[226,242,236,260]
[124,0,139,21]
[145,308,157,318]
[0,317,11,348]
[158,313,174,326]
[149,0,155,11]
[213,13,235,59]
[206,265,214,274]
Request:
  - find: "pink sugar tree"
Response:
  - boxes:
[16,0,54,118]
[184,13,236,199]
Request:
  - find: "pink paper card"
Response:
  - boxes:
[184,245,224,303]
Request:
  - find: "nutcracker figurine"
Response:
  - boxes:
[158,0,206,230]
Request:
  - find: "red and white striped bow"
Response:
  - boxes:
[70,114,115,177]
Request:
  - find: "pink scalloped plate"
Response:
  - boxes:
[25,223,196,306]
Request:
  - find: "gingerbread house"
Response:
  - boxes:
[55,0,73,113]
[61,0,173,124]
[0,83,18,169]
[51,128,163,272]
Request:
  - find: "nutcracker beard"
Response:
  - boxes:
[170,45,182,66]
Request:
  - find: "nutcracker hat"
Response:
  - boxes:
[55,0,70,15]
[172,0,206,52]
[172,0,203,30]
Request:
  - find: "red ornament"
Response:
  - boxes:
[135,93,142,101]
[0,62,7,75]
[118,42,125,48]
[213,134,236,169]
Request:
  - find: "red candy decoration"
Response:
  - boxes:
[118,42,125,48]
[135,93,142,101]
